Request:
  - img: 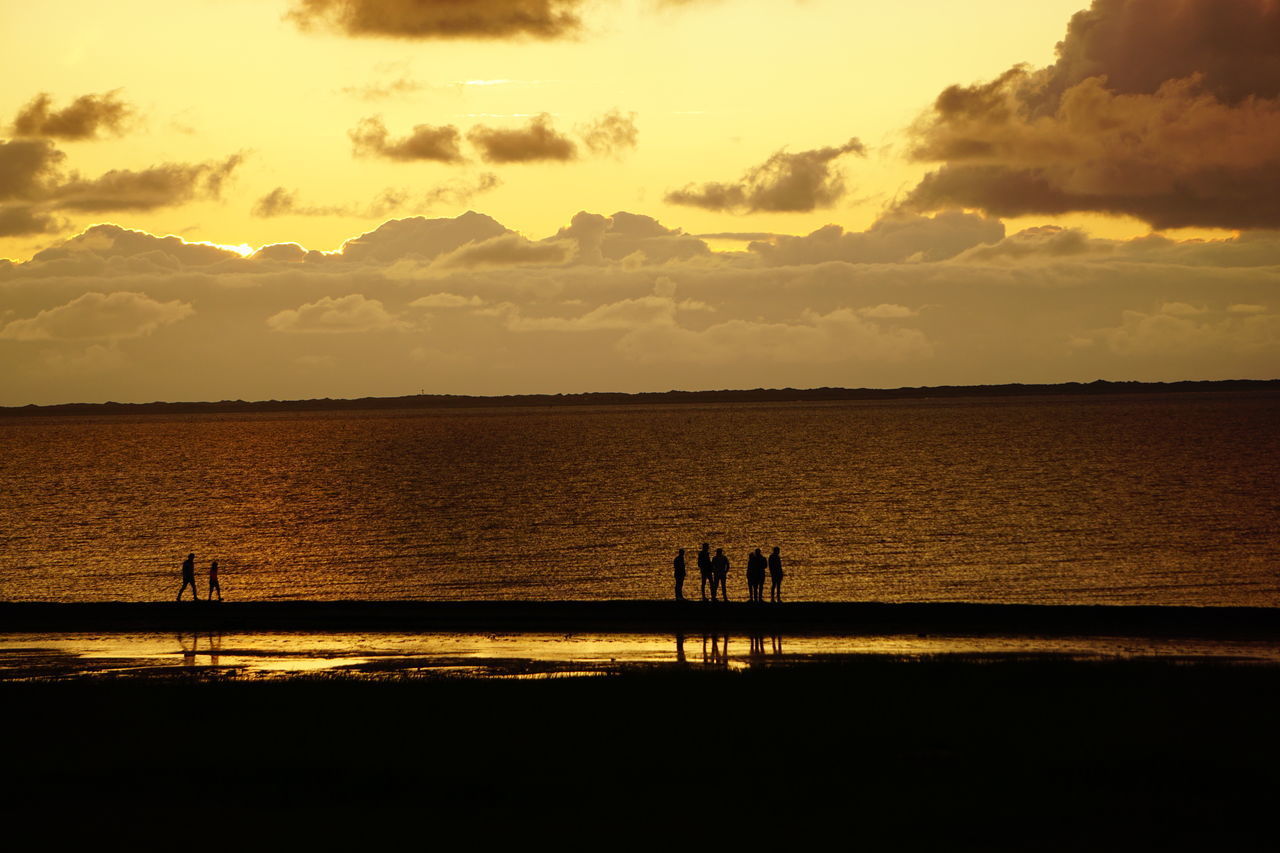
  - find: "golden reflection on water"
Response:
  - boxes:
[3,630,1280,680]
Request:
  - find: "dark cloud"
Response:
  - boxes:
[11,91,132,140]
[2,139,241,219]
[253,176,499,218]
[578,110,638,157]
[0,138,65,201]
[0,205,63,237]
[905,0,1280,229]
[287,0,586,41]
[749,211,1004,266]
[340,77,425,100]
[252,186,408,218]
[51,154,243,213]
[349,116,465,162]
[467,113,577,163]
[665,138,866,213]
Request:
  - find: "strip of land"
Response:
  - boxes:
[3,600,1278,637]
[3,378,1276,417]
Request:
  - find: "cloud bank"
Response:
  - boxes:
[2,208,1276,405]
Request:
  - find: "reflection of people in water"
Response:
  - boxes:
[746,548,767,602]
[697,543,713,601]
[675,631,686,664]
[673,549,686,601]
[712,549,730,601]
[178,632,197,666]
[208,560,222,602]
[177,553,199,601]
[704,632,730,665]
[749,633,766,656]
[769,546,784,602]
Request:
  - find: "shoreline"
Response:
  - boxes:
[4,600,1279,637]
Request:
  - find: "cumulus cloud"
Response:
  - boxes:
[287,0,587,41]
[954,225,1095,263]
[0,291,193,341]
[616,308,933,366]
[339,210,510,262]
[1094,302,1280,356]
[409,292,486,308]
[349,116,465,162]
[750,211,1004,265]
[551,210,711,264]
[578,110,639,157]
[905,0,1280,229]
[666,138,865,213]
[467,113,577,163]
[31,223,243,268]
[10,91,133,140]
[266,294,407,334]
[430,232,574,269]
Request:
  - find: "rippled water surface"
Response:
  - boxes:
[1,392,1277,604]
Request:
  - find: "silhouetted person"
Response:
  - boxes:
[746,548,767,602]
[769,546,784,602]
[177,552,199,601]
[208,560,222,602]
[712,548,730,601]
[673,548,687,601]
[697,543,713,601]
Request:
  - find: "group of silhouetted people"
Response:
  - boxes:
[176,552,222,601]
[673,543,784,603]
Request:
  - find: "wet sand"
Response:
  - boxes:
[6,601,1278,843]
[5,656,1277,845]
[5,599,1280,637]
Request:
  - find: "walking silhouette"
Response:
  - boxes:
[208,560,222,602]
[176,552,199,601]
[673,548,686,601]
[697,543,713,601]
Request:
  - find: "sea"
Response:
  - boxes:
[1,391,1277,606]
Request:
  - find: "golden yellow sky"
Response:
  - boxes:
[0,0,1151,259]
[1,0,1276,404]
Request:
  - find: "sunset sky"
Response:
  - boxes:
[2,0,1278,405]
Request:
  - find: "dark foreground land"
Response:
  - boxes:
[5,599,1280,638]
[5,656,1279,847]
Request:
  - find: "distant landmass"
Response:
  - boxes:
[2,379,1277,417]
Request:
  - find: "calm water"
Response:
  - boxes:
[6,630,1279,681]
[1,392,1277,605]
